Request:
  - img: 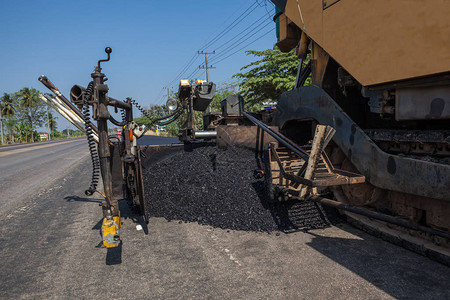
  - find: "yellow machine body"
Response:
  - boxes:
[276,0,450,86]
[102,213,121,248]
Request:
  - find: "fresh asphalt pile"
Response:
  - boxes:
[143,142,341,232]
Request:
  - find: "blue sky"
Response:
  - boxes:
[0,0,276,131]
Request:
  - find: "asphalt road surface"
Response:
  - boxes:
[0,138,88,212]
[1,137,449,299]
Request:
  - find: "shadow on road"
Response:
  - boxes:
[106,242,122,265]
[305,230,449,299]
[64,195,102,204]
[64,192,149,265]
[118,199,149,235]
[87,199,149,265]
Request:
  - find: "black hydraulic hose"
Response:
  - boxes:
[153,106,185,123]
[109,115,127,127]
[83,81,101,196]
[130,98,152,120]
[130,97,185,126]
[297,60,311,88]
[155,107,185,126]
[120,108,126,122]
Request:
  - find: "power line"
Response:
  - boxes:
[162,54,204,94]
[257,0,275,22]
[212,29,273,65]
[213,13,270,52]
[185,66,202,80]
[154,87,166,104]
[183,11,273,81]
[155,92,168,105]
[199,1,259,51]
[198,2,249,49]
[164,52,198,88]
[209,21,273,63]
[163,1,262,85]
[159,0,273,102]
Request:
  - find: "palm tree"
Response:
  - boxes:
[1,93,15,117]
[47,111,57,139]
[19,87,39,142]
[5,118,17,143]
[0,93,15,144]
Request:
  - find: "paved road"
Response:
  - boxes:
[0,137,449,299]
[0,138,88,212]
[139,135,179,145]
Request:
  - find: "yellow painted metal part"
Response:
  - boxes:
[311,42,330,87]
[179,79,190,86]
[278,0,450,86]
[102,212,121,248]
[276,13,299,52]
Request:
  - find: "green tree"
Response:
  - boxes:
[53,130,66,139]
[18,87,46,142]
[47,111,57,138]
[15,121,32,143]
[233,46,309,110]
[1,93,16,144]
[4,117,18,143]
[1,93,15,117]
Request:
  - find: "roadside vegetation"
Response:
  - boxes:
[0,88,83,145]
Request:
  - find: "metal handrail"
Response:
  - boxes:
[243,112,309,160]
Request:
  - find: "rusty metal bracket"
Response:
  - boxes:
[268,125,365,201]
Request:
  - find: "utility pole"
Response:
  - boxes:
[164,87,170,99]
[198,51,215,82]
[198,51,215,112]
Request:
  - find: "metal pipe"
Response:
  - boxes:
[309,196,450,240]
[243,112,309,160]
[40,94,99,143]
[92,69,116,215]
[108,98,132,111]
[194,130,217,139]
[70,84,85,103]
[52,95,86,124]
[40,94,82,129]
[40,77,85,121]
[38,76,99,135]
[39,94,78,128]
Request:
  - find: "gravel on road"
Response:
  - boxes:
[143,142,342,232]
